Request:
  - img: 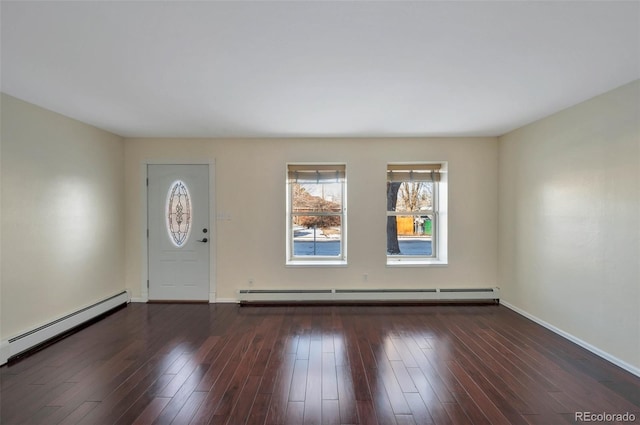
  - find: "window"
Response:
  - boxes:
[287,164,346,265]
[386,163,447,265]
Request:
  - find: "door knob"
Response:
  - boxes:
[197,238,208,243]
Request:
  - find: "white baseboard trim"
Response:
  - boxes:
[130,297,148,303]
[2,291,128,365]
[130,297,236,303]
[500,300,640,378]
[237,287,499,303]
[215,298,239,303]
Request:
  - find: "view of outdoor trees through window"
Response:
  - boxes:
[292,181,343,256]
[387,164,439,257]
[287,164,346,260]
[287,164,439,262]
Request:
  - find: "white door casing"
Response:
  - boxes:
[148,164,210,301]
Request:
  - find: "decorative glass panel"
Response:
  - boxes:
[167,180,192,247]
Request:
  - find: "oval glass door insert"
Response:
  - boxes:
[166,180,192,247]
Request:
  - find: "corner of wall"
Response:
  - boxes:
[500,300,640,378]
[1,94,5,356]
[1,94,127,339]
[0,340,9,366]
[496,80,640,374]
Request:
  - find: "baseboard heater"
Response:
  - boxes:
[4,291,129,363]
[238,287,499,305]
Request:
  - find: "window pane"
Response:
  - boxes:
[292,182,342,213]
[293,216,341,256]
[387,181,433,213]
[387,215,433,256]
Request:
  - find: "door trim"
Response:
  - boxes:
[139,160,216,303]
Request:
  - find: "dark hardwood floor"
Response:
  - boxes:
[1,303,639,424]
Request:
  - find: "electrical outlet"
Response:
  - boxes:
[363,273,368,282]
[248,278,254,286]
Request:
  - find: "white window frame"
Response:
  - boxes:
[386,162,448,266]
[286,163,347,266]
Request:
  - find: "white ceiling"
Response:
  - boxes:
[2,1,639,138]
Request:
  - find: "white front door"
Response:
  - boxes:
[148,164,210,301]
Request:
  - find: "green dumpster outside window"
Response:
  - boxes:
[424,218,432,236]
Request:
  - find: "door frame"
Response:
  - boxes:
[139,160,216,303]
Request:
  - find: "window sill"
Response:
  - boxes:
[386,258,448,267]
[286,259,348,267]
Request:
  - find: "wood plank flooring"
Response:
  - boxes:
[1,303,639,424]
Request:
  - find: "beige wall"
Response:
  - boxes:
[124,137,498,300]
[498,80,640,371]
[0,94,126,339]
[3,80,637,373]
[0,96,3,355]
